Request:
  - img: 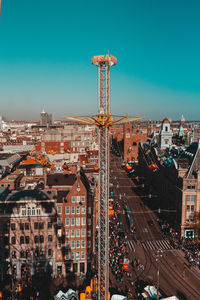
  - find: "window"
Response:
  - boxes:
[77,196,80,203]
[48,222,52,229]
[76,240,80,249]
[88,241,91,248]
[190,215,194,222]
[87,230,91,237]
[20,236,24,244]
[32,207,35,216]
[187,195,195,202]
[76,252,80,260]
[65,241,70,249]
[76,229,80,237]
[191,205,194,212]
[187,205,190,212]
[57,206,62,214]
[27,207,31,216]
[57,218,62,226]
[81,206,86,214]
[34,236,39,243]
[39,222,44,230]
[11,223,15,231]
[22,209,26,216]
[37,209,41,216]
[81,240,85,248]
[72,196,76,203]
[71,229,75,237]
[71,252,75,260]
[87,218,91,226]
[25,236,30,244]
[71,218,75,226]
[81,228,86,237]
[76,218,80,226]
[48,235,52,242]
[11,236,16,244]
[88,207,91,214]
[71,240,75,249]
[20,223,24,231]
[165,126,168,132]
[81,196,85,203]
[82,217,86,226]
[81,251,85,260]
[57,241,61,249]
[66,229,70,238]
[48,249,52,257]
[65,206,70,215]
[65,218,70,227]
[20,251,25,258]
[76,206,80,214]
[12,251,16,259]
[71,207,75,214]
[25,223,29,230]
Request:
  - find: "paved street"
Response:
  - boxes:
[110,153,200,300]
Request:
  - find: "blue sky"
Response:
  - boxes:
[1,0,200,120]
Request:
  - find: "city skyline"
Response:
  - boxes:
[1,0,200,120]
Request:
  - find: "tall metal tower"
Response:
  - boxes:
[65,54,143,300]
[91,55,116,300]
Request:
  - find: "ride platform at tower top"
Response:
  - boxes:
[91,54,117,66]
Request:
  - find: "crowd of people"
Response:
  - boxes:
[109,197,134,299]
[161,224,200,270]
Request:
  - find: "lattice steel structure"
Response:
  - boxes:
[92,55,116,300]
[65,54,143,300]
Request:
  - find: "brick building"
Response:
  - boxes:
[0,189,56,280]
[123,124,147,162]
[45,171,93,276]
[138,140,200,240]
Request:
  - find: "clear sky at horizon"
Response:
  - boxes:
[1,0,200,121]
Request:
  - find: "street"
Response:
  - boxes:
[109,153,200,300]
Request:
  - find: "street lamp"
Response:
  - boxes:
[156,249,163,300]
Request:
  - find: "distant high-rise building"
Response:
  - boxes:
[0,116,2,130]
[40,109,53,126]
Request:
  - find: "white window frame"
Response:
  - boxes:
[81,240,85,248]
[65,218,70,227]
[81,206,86,214]
[57,206,62,215]
[65,229,70,238]
[71,218,75,226]
[81,196,85,203]
[81,228,86,237]
[65,206,70,215]
[71,240,75,249]
[76,240,80,249]
[81,251,85,260]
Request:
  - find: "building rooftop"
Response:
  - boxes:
[46,173,77,187]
